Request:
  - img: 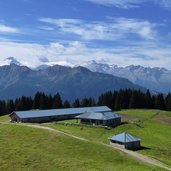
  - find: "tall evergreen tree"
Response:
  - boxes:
[0,100,7,116]
[80,98,89,107]
[145,90,152,108]
[154,94,165,110]
[39,93,49,109]
[32,92,42,109]
[52,93,63,109]
[129,92,137,109]
[88,97,96,107]
[6,100,15,114]
[63,100,71,108]
[165,93,171,111]
[48,94,53,109]
[72,98,80,107]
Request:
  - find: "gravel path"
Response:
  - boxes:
[108,143,171,171]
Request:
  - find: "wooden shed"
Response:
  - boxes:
[110,132,142,150]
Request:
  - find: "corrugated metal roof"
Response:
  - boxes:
[110,133,142,143]
[75,112,121,120]
[14,106,111,119]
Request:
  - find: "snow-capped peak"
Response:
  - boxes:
[35,60,74,70]
[0,57,22,66]
[80,60,121,74]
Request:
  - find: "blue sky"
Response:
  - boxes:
[0,0,171,69]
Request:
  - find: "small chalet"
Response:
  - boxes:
[75,112,121,126]
[110,132,142,150]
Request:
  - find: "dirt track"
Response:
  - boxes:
[108,143,171,171]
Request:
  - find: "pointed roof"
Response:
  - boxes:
[75,112,121,120]
[110,132,142,143]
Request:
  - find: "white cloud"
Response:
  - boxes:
[113,18,157,39]
[85,0,171,9]
[85,0,143,8]
[0,24,19,33]
[39,18,82,26]
[156,0,171,8]
[0,40,171,69]
[39,17,157,40]
[38,26,55,31]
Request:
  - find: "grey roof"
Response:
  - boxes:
[75,112,121,120]
[110,133,142,143]
[12,106,111,119]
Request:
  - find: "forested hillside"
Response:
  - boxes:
[1,89,171,116]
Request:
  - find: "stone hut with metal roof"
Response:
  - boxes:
[109,132,142,150]
[75,112,121,126]
[9,106,111,123]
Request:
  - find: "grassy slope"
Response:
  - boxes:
[0,115,10,122]
[0,124,161,171]
[47,109,171,166]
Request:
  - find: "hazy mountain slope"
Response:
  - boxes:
[0,64,145,101]
[83,61,171,93]
[0,57,22,66]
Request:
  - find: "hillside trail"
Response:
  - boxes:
[1,122,171,171]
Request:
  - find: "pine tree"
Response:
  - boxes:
[88,97,96,107]
[154,94,165,110]
[32,92,42,109]
[165,93,171,111]
[80,98,89,107]
[72,98,80,107]
[52,93,63,109]
[63,100,70,108]
[39,93,49,109]
[48,94,53,109]
[129,92,137,109]
[114,92,121,110]
[0,100,7,116]
[6,100,15,114]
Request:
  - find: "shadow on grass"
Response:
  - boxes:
[135,122,144,128]
[134,146,151,151]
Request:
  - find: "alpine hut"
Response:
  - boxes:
[110,132,142,150]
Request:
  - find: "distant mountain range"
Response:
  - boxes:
[82,60,171,94]
[0,62,144,101]
[1,57,170,101]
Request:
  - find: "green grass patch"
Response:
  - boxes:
[152,111,171,126]
[1,109,170,169]
[0,115,10,122]
[118,109,159,120]
[0,124,161,171]
[46,109,171,166]
[57,119,79,124]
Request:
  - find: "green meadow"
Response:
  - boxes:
[0,109,170,170]
[0,123,162,171]
[47,109,171,166]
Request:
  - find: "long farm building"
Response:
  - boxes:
[9,106,121,126]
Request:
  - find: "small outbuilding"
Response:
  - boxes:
[75,112,121,126]
[9,106,111,123]
[110,132,142,150]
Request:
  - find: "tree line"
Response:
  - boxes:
[0,89,171,116]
